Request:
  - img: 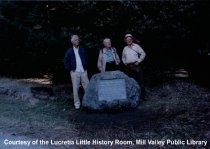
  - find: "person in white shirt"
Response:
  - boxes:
[122,34,146,99]
[64,35,89,109]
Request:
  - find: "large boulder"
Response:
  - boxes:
[82,71,141,111]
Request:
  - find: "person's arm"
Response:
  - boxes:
[122,48,126,65]
[136,44,146,64]
[64,49,71,71]
[113,48,120,65]
[97,50,103,72]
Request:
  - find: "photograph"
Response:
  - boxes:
[0,0,209,149]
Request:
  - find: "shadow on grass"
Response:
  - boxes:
[68,80,210,147]
[69,108,161,143]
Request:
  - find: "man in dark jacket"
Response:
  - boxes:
[64,35,89,109]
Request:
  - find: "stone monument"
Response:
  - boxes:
[82,71,140,111]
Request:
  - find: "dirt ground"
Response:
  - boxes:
[71,81,210,147]
[0,78,210,149]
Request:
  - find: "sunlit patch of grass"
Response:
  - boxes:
[0,96,77,141]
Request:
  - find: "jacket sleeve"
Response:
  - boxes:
[64,50,71,71]
[97,50,103,72]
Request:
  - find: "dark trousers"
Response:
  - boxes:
[125,66,146,99]
[106,62,119,71]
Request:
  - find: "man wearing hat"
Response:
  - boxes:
[122,34,146,99]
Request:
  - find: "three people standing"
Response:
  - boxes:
[64,34,146,109]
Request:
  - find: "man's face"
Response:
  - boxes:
[71,38,80,47]
[125,37,133,45]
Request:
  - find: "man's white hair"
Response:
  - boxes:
[103,38,111,44]
[71,35,79,42]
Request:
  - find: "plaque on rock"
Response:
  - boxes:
[98,79,126,101]
[82,71,140,110]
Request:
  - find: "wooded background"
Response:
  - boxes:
[0,1,209,85]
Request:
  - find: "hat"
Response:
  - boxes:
[124,34,133,39]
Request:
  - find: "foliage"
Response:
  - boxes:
[0,1,210,82]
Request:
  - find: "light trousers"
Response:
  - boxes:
[70,70,89,108]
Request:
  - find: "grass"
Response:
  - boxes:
[0,96,78,148]
[73,80,210,148]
